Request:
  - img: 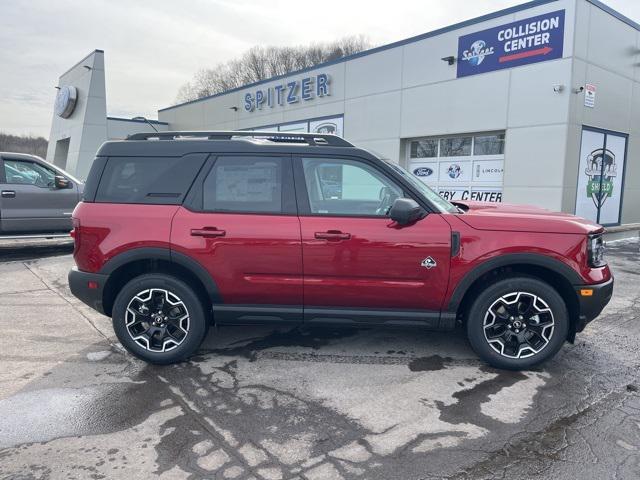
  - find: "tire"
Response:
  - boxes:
[112,273,209,364]
[466,276,569,370]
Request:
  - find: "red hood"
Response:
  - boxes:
[451,201,603,235]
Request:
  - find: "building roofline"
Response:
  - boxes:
[107,116,169,125]
[159,0,560,112]
[586,0,640,30]
[159,0,639,114]
[59,49,104,79]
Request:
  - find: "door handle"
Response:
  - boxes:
[314,230,351,240]
[191,227,226,238]
[1,190,16,198]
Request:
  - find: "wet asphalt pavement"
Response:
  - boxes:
[0,237,73,262]
[0,240,639,479]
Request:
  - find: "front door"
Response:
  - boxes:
[0,157,77,233]
[295,156,451,326]
[170,155,303,324]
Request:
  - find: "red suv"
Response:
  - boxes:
[68,131,613,370]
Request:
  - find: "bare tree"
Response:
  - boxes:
[0,133,48,158]
[176,35,371,103]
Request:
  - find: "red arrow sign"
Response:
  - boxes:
[499,46,553,63]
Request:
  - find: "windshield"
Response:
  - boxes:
[384,161,459,214]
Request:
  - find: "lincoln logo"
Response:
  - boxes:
[475,165,503,177]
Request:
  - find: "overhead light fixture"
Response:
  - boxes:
[83,65,92,70]
[441,56,456,66]
[229,106,238,111]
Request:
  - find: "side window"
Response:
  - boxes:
[95,156,205,204]
[301,158,402,216]
[203,156,284,213]
[4,159,55,187]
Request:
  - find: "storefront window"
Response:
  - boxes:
[473,134,505,155]
[440,137,472,157]
[406,131,506,204]
[410,139,438,158]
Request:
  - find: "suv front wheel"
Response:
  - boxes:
[112,274,209,364]
[466,276,569,370]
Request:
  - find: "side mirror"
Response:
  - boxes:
[389,198,425,226]
[54,175,71,189]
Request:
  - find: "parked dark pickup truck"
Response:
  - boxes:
[0,152,83,235]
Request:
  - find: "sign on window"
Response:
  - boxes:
[575,128,627,225]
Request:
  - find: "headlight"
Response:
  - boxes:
[587,234,606,267]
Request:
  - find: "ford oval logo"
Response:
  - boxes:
[413,167,433,177]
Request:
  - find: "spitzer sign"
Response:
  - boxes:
[457,10,565,78]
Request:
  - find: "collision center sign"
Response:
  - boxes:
[457,10,565,78]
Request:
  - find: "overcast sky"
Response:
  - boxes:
[1,0,639,138]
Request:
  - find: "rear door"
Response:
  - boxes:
[294,155,452,326]
[0,157,78,233]
[170,154,304,324]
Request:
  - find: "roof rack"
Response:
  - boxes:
[125,130,354,147]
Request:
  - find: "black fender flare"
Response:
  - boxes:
[99,247,222,303]
[447,253,582,312]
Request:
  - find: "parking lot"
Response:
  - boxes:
[0,239,638,480]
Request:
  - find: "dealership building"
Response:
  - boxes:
[47,0,640,226]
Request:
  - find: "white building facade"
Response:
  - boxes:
[46,50,168,180]
[48,0,640,226]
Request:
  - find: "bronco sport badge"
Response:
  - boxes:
[421,257,437,269]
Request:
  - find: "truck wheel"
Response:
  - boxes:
[466,276,569,370]
[112,274,209,364]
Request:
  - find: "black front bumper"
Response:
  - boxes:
[574,276,614,333]
[68,267,108,315]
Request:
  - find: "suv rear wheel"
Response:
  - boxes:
[112,274,209,364]
[466,276,569,370]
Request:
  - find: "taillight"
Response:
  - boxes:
[71,217,81,254]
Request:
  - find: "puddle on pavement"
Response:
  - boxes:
[0,242,73,262]
[435,367,529,430]
[408,354,452,371]
[0,367,169,449]
[196,325,361,360]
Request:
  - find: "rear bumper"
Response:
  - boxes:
[68,267,108,315]
[574,276,614,332]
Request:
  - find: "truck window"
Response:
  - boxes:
[3,159,56,188]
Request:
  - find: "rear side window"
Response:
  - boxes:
[95,156,205,204]
[202,156,284,213]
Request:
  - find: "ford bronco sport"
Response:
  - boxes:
[68,131,613,370]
